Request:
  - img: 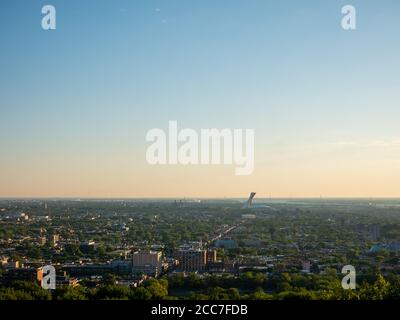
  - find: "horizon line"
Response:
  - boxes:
[1,196,400,200]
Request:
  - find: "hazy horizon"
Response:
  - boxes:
[2,196,400,201]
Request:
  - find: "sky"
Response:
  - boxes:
[0,0,400,198]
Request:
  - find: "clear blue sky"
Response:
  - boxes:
[1,0,399,197]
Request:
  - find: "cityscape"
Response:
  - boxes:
[1,194,400,300]
[1,0,400,307]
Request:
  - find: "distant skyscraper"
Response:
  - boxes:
[242,192,269,210]
[243,192,256,209]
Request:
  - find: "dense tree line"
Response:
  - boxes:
[1,271,400,300]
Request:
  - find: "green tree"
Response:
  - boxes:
[12,281,52,300]
[227,288,241,300]
[54,286,88,300]
[130,287,152,300]
[143,279,168,300]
